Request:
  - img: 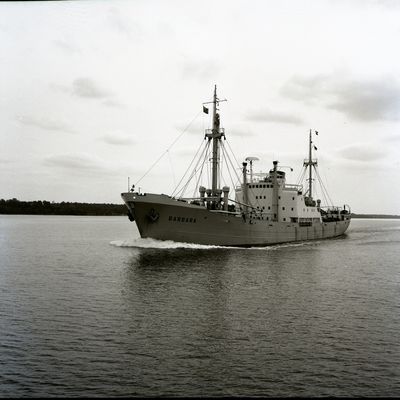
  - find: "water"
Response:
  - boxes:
[1,215,400,397]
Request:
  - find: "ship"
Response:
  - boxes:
[121,86,351,247]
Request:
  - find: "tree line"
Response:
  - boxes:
[0,198,127,216]
[0,198,398,218]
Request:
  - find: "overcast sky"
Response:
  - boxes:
[1,0,399,214]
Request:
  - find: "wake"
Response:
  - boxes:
[110,237,312,251]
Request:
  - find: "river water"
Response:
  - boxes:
[1,215,399,397]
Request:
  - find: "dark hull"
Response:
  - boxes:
[122,192,351,247]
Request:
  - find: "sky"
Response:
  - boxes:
[1,0,399,214]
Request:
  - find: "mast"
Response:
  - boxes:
[242,161,248,214]
[272,160,279,221]
[303,129,318,202]
[204,85,225,208]
[308,128,313,199]
[211,85,219,197]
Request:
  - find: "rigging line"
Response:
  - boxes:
[314,168,332,205]
[175,139,210,198]
[193,140,211,197]
[314,166,333,206]
[135,109,202,186]
[221,141,239,190]
[171,137,206,197]
[222,140,242,185]
[206,146,211,189]
[220,142,234,189]
[180,143,209,198]
[173,139,206,198]
[321,163,332,201]
[220,143,229,188]
[225,139,241,171]
[296,164,305,186]
[315,170,329,207]
[297,167,307,188]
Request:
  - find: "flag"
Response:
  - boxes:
[314,145,318,150]
[203,105,209,114]
[315,130,318,135]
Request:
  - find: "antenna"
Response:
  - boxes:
[245,156,259,183]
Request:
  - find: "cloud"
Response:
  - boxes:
[107,7,142,39]
[245,108,304,125]
[101,133,135,145]
[281,74,400,121]
[16,115,76,134]
[182,59,221,80]
[281,75,329,103]
[102,99,124,108]
[175,120,206,136]
[328,80,400,121]
[53,39,80,54]
[226,125,255,137]
[0,157,12,164]
[51,79,122,106]
[335,143,386,162]
[72,78,112,99]
[386,133,400,142]
[43,153,107,174]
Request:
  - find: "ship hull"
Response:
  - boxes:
[122,192,351,247]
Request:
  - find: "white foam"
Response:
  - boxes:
[110,237,312,251]
[109,238,227,249]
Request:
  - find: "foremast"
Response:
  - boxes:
[304,129,318,206]
[205,85,225,208]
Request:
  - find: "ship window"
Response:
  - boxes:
[283,218,286,221]
[186,218,189,222]
[268,206,271,210]
[189,218,193,222]
[169,216,172,221]
[173,216,177,221]
[194,218,196,223]
[292,197,295,200]
[177,217,181,221]
[256,185,259,188]
[291,208,294,211]
[278,196,281,199]
[264,196,266,199]
[263,185,266,188]
[256,196,258,199]
[282,207,285,210]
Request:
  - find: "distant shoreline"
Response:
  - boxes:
[351,214,400,219]
[0,199,126,216]
[0,199,399,219]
